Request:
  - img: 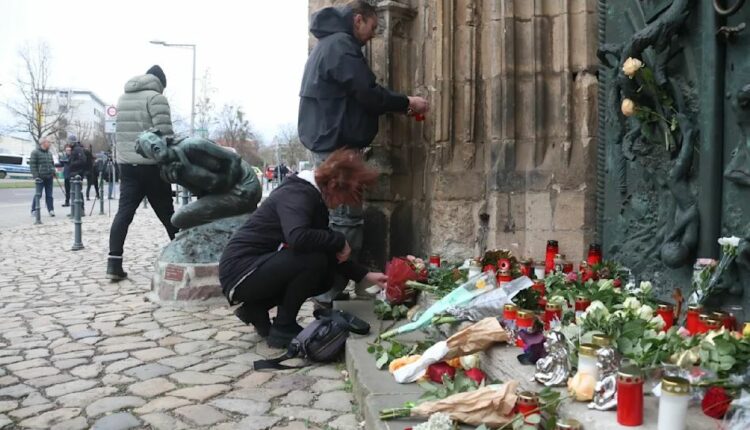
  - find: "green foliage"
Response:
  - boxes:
[513,287,542,311]
[366,339,431,370]
[417,371,483,403]
[699,330,750,377]
[373,299,409,321]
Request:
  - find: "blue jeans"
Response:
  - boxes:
[31,177,54,213]
[311,151,365,302]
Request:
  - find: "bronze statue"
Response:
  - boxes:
[135,131,261,229]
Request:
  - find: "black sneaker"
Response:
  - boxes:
[267,321,304,349]
[234,304,271,338]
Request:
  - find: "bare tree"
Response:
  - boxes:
[69,119,93,144]
[272,123,311,169]
[195,69,216,138]
[214,104,263,166]
[4,42,66,147]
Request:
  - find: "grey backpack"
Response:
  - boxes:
[253,309,369,370]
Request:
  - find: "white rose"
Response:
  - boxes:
[650,315,666,330]
[587,300,609,318]
[638,305,654,320]
[623,297,641,311]
[598,279,614,291]
[622,57,644,78]
[718,236,741,248]
[639,281,653,295]
[621,98,637,117]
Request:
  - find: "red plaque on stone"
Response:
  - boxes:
[164,264,185,281]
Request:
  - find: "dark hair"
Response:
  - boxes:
[347,0,377,19]
[315,149,378,205]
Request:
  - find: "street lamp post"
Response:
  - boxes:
[150,40,196,205]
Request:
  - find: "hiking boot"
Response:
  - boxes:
[267,320,304,349]
[106,257,128,281]
[234,304,271,338]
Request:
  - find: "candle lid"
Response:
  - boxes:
[556,418,583,430]
[575,295,590,302]
[705,318,722,328]
[699,313,711,322]
[545,302,562,311]
[711,311,728,319]
[592,334,611,347]
[517,391,539,404]
[547,240,559,247]
[662,376,690,395]
[617,366,643,383]
[504,303,518,311]
[517,310,534,319]
[688,304,703,312]
[657,303,674,311]
[579,343,598,357]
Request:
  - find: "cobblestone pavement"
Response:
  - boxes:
[0,212,358,429]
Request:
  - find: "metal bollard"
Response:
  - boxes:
[181,187,189,205]
[33,178,42,225]
[99,174,105,215]
[71,175,84,251]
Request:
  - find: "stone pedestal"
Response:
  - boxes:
[147,214,249,305]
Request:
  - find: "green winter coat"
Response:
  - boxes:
[115,74,173,165]
[29,147,56,179]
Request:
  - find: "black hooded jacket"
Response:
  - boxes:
[298,5,409,153]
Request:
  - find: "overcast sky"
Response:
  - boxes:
[0,0,309,142]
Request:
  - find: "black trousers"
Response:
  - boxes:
[109,164,178,257]
[64,177,71,204]
[86,173,100,199]
[232,249,334,326]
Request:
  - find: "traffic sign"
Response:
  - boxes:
[105,120,116,134]
[106,105,117,118]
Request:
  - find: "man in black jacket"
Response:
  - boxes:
[66,135,87,215]
[298,0,428,304]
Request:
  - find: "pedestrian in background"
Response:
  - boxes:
[298,0,429,306]
[85,144,100,200]
[60,145,72,207]
[103,152,116,199]
[29,138,56,217]
[108,65,178,281]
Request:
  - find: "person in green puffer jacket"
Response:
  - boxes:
[107,65,178,281]
[29,138,57,217]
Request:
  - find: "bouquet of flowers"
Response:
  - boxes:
[386,256,428,304]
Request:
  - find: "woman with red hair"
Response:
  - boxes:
[219,149,387,348]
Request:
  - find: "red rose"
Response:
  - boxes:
[702,386,732,419]
[464,368,486,384]
[613,279,622,288]
[427,362,456,384]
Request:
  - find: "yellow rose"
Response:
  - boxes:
[621,98,636,117]
[622,57,643,78]
[567,371,597,401]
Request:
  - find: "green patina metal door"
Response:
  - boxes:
[599,0,750,308]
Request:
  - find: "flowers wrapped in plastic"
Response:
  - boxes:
[380,271,498,339]
[379,381,519,427]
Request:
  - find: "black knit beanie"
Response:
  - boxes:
[146,65,167,88]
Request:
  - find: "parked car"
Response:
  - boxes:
[0,154,31,179]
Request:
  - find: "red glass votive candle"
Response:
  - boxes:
[532,280,546,296]
[497,270,513,284]
[705,318,722,332]
[712,311,735,331]
[516,310,534,347]
[562,262,574,274]
[428,255,441,268]
[519,259,533,277]
[587,243,602,266]
[516,391,539,417]
[656,304,674,331]
[697,314,710,334]
[686,305,702,335]
[503,303,518,322]
[617,366,644,426]
[545,240,559,274]
[544,303,562,329]
[575,296,591,313]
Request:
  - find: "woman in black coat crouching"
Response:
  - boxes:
[219,149,387,348]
